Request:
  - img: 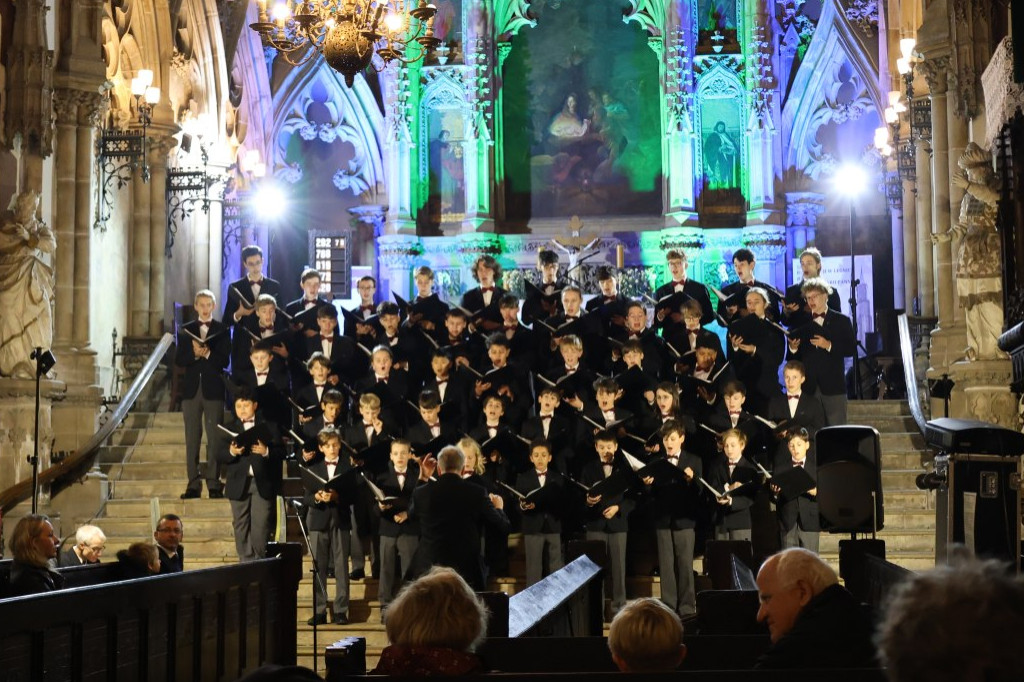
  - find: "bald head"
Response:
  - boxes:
[756,549,838,643]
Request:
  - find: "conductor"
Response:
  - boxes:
[408,446,510,589]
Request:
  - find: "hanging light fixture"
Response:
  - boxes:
[250,1,440,87]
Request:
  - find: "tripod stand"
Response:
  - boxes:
[287,498,330,674]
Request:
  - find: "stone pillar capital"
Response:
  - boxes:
[742,227,787,262]
[454,234,502,267]
[784,192,826,228]
[377,234,424,269]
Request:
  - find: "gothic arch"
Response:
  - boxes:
[417,69,472,185]
[781,0,882,177]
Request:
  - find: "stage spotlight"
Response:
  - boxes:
[251,183,287,221]
[833,164,868,196]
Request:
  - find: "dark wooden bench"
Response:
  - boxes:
[0,558,126,599]
[326,667,886,682]
[0,542,303,681]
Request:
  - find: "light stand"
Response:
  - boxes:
[848,201,862,400]
[30,347,56,514]
[288,498,329,674]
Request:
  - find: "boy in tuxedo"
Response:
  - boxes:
[571,376,634,446]
[580,429,635,616]
[705,381,769,465]
[376,438,421,615]
[782,247,842,328]
[767,360,826,457]
[473,333,530,428]
[232,293,290,375]
[543,334,596,409]
[223,244,282,324]
[521,386,574,474]
[300,389,347,455]
[654,249,715,336]
[405,266,448,334]
[285,268,327,362]
[301,304,360,389]
[707,428,758,542]
[236,341,291,434]
[461,255,505,331]
[522,249,565,325]
[422,347,472,430]
[406,389,459,458]
[219,387,284,561]
[356,346,411,426]
[716,248,782,323]
[345,275,379,339]
[375,302,416,372]
[303,427,353,625]
[293,352,334,427]
[641,420,702,618]
[517,439,565,586]
[435,308,482,369]
[176,289,230,500]
[771,429,820,552]
[498,294,537,371]
[585,266,629,336]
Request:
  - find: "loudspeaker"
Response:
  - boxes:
[703,540,754,589]
[816,425,884,533]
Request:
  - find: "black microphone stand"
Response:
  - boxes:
[288,498,329,674]
[30,347,55,513]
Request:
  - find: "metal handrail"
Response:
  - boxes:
[897,313,928,435]
[0,333,174,514]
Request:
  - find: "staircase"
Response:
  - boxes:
[89,399,935,674]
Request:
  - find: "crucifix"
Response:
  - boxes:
[548,215,623,278]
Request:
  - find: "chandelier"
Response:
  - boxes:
[251,1,440,87]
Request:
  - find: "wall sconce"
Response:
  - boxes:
[165,113,230,257]
[94,70,161,230]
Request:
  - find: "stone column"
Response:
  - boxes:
[915,136,934,316]
[52,90,78,348]
[785,192,825,274]
[461,4,496,234]
[381,65,417,235]
[148,135,174,335]
[945,104,968,329]
[73,94,103,351]
[743,226,788,292]
[131,169,153,337]
[901,178,918,312]
[377,234,423,300]
[349,204,387,280]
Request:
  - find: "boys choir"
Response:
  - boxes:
[176,244,853,621]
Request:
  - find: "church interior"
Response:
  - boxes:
[1,0,1023,677]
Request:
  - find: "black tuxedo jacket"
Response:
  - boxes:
[501,324,539,372]
[783,283,842,328]
[376,462,421,536]
[301,333,361,383]
[409,473,510,589]
[717,280,782,322]
[585,294,630,335]
[608,327,671,380]
[233,365,292,431]
[461,286,506,327]
[522,279,568,325]
[707,456,758,529]
[727,314,785,411]
[421,369,474,431]
[301,457,355,532]
[405,419,461,455]
[343,303,381,339]
[175,319,231,401]
[515,469,565,534]
[654,278,715,331]
[786,310,855,396]
[767,392,826,440]
[773,451,820,532]
[285,296,328,330]
[579,458,635,533]
[223,276,282,323]
[647,452,703,529]
[231,313,291,376]
[355,370,412,417]
[218,417,284,501]
[520,413,574,461]
[664,326,723,359]
[158,545,184,574]
[405,293,449,332]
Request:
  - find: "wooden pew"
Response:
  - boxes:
[332,671,886,682]
[0,542,303,682]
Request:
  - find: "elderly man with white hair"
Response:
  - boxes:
[57,524,106,567]
[754,548,876,669]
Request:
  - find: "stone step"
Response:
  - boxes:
[882,469,926,490]
[847,400,910,417]
[878,431,928,451]
[881,450,930,470]
[109,427,188,447]
[820,529,934,552]
[109,462,188,480]
[866,416,923,434]
[123,412,192,430]
[100,444,193,465]
[111,480,201,498]
[886,490,935,510]
[98,516,233,537]
[104,498,235,518]
[101,535,239,557]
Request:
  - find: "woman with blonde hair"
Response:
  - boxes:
[373,566,489,675]
[8,514,64,596]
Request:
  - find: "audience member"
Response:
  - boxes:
[373,566,488,676]
[876,556,1024,682]
[607,598,686,672]
[58,524,106,567]
[115,542,161,579]
[8,514,64,597]
[754,548,875,669]
[154,514,185,573]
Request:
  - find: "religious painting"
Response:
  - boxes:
[697,0,737,32]
[503,0,662,220]
[426,108,468,225]
[429,0,463,64]
[699,97,742,190]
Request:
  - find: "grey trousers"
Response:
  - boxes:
[229,478,274,561]
[781,524,820,553]
[587,531,627,612]
[655,528,696,616]
[524,532,563,587]
[378,534,418,606]
[818,391,848,427]
[181,395,223,493]
[714,527,752,543]
[311,516,351,617]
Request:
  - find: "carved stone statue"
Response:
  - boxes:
[0,190,55,378]
[931,142,1005,361]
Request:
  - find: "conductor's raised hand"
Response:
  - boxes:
[419,454,437,481]
[488,493,504,510]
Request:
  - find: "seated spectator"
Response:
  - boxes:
[372,566,488,676]
[754,548,875,669]
[608,598,686,672]
[8,514,64,597]
[115,542,161,579]
[58,524,106,567]
[876,556,1024,682]
[153,513,185,573]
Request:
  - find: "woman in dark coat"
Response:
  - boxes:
[8,514,64,597]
